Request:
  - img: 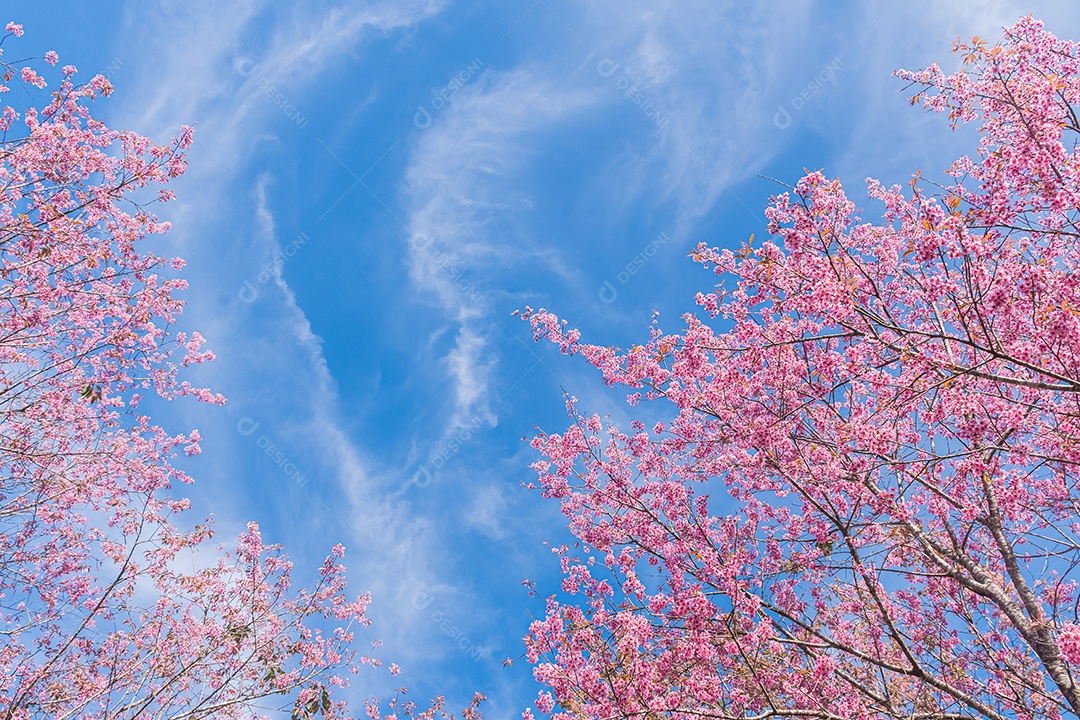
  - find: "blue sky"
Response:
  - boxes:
[13,0,1080,715]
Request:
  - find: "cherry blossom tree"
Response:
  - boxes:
[522,16,1080,720]
[0,23,478,720]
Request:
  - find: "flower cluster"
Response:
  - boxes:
[0,25,476,720]
[523,16,1080,720]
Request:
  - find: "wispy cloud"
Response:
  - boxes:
[103,0,470,695]
[398,2,830,439]
[83,0,1080,710]
[402,68,598,431]
[835,0,1080,185]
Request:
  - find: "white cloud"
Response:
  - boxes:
[95,0,1080,705]
[398,1,831,439]
[103,0,468,696]
[463,481,512,540]
[403,68,599,432]
[834,0,1080,186]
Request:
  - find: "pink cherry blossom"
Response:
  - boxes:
[0,25,479,720]
[523,16,1080,720]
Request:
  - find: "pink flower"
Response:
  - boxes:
[518,17,1080,717]
[0,28,478,720]
[5,22,23,36]
[535,691,554,714]
[20,67,45,89]
[1060,624,1080,664]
